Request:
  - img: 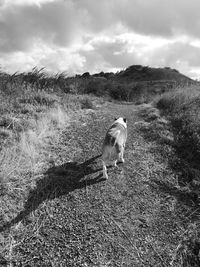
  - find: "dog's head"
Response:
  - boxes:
[114,117,127,128]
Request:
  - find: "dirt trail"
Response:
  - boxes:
[3,102,183,266]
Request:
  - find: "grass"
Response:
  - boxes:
[136,88,200,267]
[0,69,99,228]
[1,100,173,266]
[0,69,106,265]
[0,98,67,223]
[156,86,200,179]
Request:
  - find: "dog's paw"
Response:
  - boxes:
[114,160,118,168]
[103,172,108,180]
[117,159,125,164]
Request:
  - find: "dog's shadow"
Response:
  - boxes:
[0,154,107,232]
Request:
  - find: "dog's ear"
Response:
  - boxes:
[123,118,127,123]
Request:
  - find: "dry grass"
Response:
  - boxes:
[0,74,99,220]
[0,106,69,220]
[0,69,106,266]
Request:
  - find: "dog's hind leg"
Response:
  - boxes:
[120,145,125,163]
[101,149,109,179]
[113,147,119,167]
[115,144,125,164]
[102,160,108,179]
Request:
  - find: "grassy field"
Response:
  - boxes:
[0,69,200,266]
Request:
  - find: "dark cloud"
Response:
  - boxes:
[0,0,86,52]
[75,0,200,38]
[1,0,200,51]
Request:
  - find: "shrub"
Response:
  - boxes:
[83,79,108,96]
[109,84,129,101]
[19,90,58,107]
[80,97,94,109]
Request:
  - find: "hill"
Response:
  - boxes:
[90,65,194,83]
[115,65,193,82]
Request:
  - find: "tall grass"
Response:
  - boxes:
[156,86,200,175]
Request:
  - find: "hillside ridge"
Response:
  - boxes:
[82,65,194,83]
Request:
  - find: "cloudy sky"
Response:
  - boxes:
[1,0,200,79]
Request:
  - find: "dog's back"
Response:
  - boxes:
[102,117,127,179]
[103,122,127,149]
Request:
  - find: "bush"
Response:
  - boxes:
[19,90,58,106]
[109,84,129,101]
[109,82,150,102]
[83,79,108,96]
[80,97,94,109]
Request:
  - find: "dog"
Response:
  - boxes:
[101,117,127,179]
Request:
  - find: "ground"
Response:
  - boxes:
[0,101,198,266]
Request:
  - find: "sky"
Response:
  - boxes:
[1,0,200,79]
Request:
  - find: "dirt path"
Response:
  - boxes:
[3,102,184,266]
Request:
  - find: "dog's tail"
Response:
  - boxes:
[112,130,120,146]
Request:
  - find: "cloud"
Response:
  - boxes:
[153,42,200,67]
[4,0,200,54]
[78,35,143,73]
[0,0,56,7]
[0,41,85,74]
[77,33,200,79]
[0,0,200,78]
[0,0,86,53]
[148,41,200,79]
[74,0,200,38]
[39,48,85,74]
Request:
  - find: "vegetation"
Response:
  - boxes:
[0,67,101,243]
[156,86,200,180]
[75,65,196,102]
[135,86,200,266]
[136,100,200,266]
[0,65,197,104]
[116,65,192,82]
[1,66,200,266]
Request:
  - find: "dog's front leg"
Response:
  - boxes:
[113,159,118,167]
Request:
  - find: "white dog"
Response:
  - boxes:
[101,117,127,179]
